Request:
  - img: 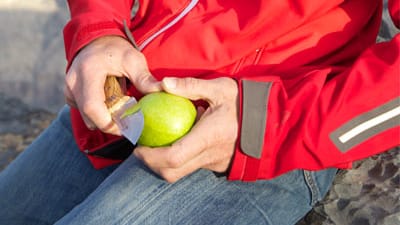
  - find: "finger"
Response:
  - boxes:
[65,96,78,108]
[134,114,213,169]
[77,74,121,135]
[161,77,236,104]
[123,52,162,94]
[80,114,97,130]
[130,71,162,94]
[79,110,120,134]
[147,157,203,183]
[82,88,120,135]
[136,143,230,183]
[134,145,209,183]
[63,84,78,108]
[64,74,96,130]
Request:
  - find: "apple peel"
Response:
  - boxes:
[121,103,141,119]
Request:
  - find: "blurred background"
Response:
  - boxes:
[0,0,68,112]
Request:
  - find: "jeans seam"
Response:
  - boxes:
[303,170,321,206]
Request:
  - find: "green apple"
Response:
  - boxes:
[135,92,196,147]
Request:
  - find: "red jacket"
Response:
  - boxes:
[64,0,400,181]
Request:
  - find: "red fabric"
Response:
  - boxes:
[64,0,400,180]
[63,0,134,67]
[230,35,400,180]
[389,0,400,28]
[70,107,125,169]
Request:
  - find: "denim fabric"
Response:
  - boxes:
[0,106,337,225]
[0,106,117,224]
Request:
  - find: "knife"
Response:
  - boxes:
[104,76,144,145]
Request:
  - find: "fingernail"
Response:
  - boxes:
[163,78,177,89]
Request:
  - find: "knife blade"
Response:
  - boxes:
[104,76,144,145]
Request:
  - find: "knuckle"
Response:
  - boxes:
[78,62,94,76]
[122,48,136,61]
[136,72,151,85]
[64,72,75,87]
[125,50,146,68]
[219,77,238,97]
[81,103,97,120]
[165,143,187,168]
[134,50,146,61]
[182,77,200,90]
[97,121,115,134]
[85,122,97,131]
[166,153,184,168]
[209,162,229,173]
[198,135,211,150]
[81,102,94,114]
[63,85,71,98]
[160,170,179,183]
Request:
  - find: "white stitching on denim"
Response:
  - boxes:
[303,170,321,206]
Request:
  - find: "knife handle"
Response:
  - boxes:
[104,76,130,113]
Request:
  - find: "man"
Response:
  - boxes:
[0,0,398,224]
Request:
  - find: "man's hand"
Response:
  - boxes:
[64,35,161,135]
[134,77,239,183]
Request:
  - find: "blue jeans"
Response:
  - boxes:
[0,106,337,225]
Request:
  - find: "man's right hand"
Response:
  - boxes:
[64,35,161,135]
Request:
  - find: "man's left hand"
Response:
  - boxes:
[134,77,239,183]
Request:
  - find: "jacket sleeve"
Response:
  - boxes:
[228,33,400,181]
[63,0,134,67]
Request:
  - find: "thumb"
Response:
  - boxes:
[129,71,162,94]
[162,77,213,101]
[123,51,162,94]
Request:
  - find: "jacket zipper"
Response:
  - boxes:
[124,0,199,51]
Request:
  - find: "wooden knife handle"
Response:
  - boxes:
[104,76,123,108]
[104,76,130,113]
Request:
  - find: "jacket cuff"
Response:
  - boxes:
[228,77,284,181]
[63,14,127,69]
